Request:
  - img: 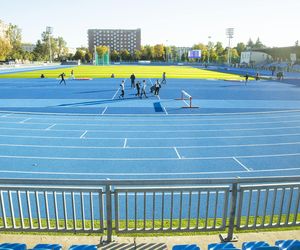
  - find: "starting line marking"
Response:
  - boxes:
[45,124,56,130]
[174,147,181,159]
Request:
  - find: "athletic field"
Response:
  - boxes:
[0,65,243,80]
[0,64,300,180]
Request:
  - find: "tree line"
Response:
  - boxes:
[1,20,271,64]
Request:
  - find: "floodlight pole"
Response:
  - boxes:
[46,26,53,63]
[226,28,234,65]
[207,36,212,64]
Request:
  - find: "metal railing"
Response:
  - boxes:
[0,176,299,242]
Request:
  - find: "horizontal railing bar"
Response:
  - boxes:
[0,186,103,192]
[115,186,229,192]
[0,176,300,186]
[240,183,300,189]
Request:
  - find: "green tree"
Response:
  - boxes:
[56,37,68,60]
[110,50,119,62]
[133,50,141,61]
[6,23,22,59]
[247,38,254,49]
[141,45,154,60]
[120,49,130,61]
[33,40,47,61]
[0,37,12,60]
[253,37,266,49]
[73,49,85,61]
[84,51,92,62]
[96,45,108,58]
[235,42,246,56]
[153,44,164,61]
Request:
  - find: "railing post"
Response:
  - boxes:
[220,182,238,242]
[105,184,113,243]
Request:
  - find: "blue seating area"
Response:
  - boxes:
[0,240,299,250]
[172,240,300,250]
[0,244,97,250]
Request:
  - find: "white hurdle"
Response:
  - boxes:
[175,90,199,108]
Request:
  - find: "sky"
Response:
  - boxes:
[1,0,299,48]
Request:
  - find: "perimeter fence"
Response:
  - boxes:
[0,176,299,242]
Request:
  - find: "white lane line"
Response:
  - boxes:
[157,95,161,100]
[2,118,300,127]
[233,157,251,172]
[45,124,56,130]
[1,167,300,176]
[0,152,299,161]
[112,87,120,100]
[174,147,182,159]
[148,78,153,85]
[80,130,88,139]
[1,141,300,149]
[1,132,300,140]
[19,118,31,123]
[101,107,108,115]
[2,113,300,123]
[0,109,300,117]
[1,124,300,132]
[0,113,12,117]
[163,107,168,115]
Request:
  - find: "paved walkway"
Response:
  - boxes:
[1,230,299,249]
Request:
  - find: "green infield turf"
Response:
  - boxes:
[0,65,243,80]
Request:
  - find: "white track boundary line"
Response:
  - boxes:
[0,141,299,149]
[45,124,56,130]
[174,147,181,159]
[0,152,299,160]
[101,107,108,115]
[80,130,88,139]
[2,118,300,127]
[1,124,300,133]
[233,157,251,172]
[112,87,120,100]
[1,167,300,176]
[1,132,300,140]
[2,113,300,123]
[0,109,300,117]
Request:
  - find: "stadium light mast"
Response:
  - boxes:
[207,36,212,64]
[46,26,53,63]
[226,28,234,65]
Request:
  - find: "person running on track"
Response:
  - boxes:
[59,73,66,85]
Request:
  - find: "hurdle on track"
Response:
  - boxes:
[175,90,199,108]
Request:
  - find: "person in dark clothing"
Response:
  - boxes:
[130,73,136,88]
[255,73,260,81]
[161,72,166,84]
[40,74,45,78]
[154,80,161,95]
[135,81,141,96]
[244,73,249,85]
[59,73,66,85]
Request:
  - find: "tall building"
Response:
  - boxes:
[88,28,141,54]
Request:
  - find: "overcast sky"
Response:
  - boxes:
[1,0,299,48]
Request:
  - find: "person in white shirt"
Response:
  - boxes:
[140,80,148,98]
[119,80,125,98]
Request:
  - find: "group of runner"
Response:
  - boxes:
[119,72,166,99]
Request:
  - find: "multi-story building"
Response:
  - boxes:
[88,28,141,54]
